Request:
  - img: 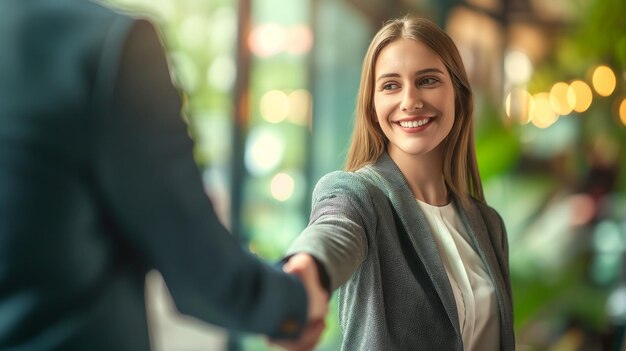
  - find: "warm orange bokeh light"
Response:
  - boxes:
[260,90,289,123]
[567,80,593,113]
[286,25,314,55]
[531,92,559,128]
[248,23,287,57]
[592,65,616,97]
[287,89,312,126]
[248,23,313,57]
[270,172,295,201]
[505,89,534,124]
[550,82,573,115]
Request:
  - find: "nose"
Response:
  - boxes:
[400,86,424,112]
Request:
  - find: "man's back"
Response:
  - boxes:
[0,1,308,350]
[0,1,151,349]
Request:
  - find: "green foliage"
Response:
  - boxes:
[474,96,521,181]
[512,256,609,333]
[576,0,626,68]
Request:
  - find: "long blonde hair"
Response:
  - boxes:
[345,15,485,205]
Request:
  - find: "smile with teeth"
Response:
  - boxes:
[398,118,431,128]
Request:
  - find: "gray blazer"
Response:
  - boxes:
[287,152,515,350]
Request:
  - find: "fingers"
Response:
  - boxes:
[278,253,330,350]
[269,319,325,351]
[307,282,328,321]
[282,253,311,275]
[283,254,329,320]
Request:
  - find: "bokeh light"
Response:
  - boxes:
[531,92,559,128]
[270,172,295,201]
[549,82,573,116]
[248,23,287,58]
[568,193,596,226]
[287,89,312,126]
[567,80,593,113]
[260,90,290,123]
[505,88,534,124]
[259,89,312,125]
[593,220,625,253]
[591,65,617,97]
[208,7,237,52]
[244,128,284,176]
[607,285,626,323]
[177,14,210,49]
[286,25,314,55]
[504,50,533,84]
[207,55,236,92]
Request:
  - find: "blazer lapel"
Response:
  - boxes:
[454,198,512,342]
[360,153,462,337]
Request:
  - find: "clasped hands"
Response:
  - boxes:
[270,253,329,351]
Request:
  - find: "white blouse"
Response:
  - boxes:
[416,199,500,351]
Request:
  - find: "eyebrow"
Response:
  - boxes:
[376,68,445,82]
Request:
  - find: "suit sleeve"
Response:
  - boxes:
[285,171,371,292]
[90,18,307,339]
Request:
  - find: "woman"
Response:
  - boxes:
[284,15,515,350]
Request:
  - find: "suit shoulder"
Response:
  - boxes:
[314,170,375,195]
[11,0,137,67]
[311,171,382,209]
[473,198,506,232]
[474,199,499,215]
[30,0,132,29]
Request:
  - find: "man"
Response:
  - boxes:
[0,0,327,350]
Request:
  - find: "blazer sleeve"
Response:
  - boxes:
[285,171,373,292]
[90,19,307,339]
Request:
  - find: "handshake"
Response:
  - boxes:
[269,253,330,351]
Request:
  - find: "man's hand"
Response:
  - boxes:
[269,253,329,351]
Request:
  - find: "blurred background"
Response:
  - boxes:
[102,0,626,350]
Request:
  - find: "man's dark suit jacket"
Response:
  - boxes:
[0,0,307,350]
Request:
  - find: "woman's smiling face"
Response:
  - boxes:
[373,37,455,160]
